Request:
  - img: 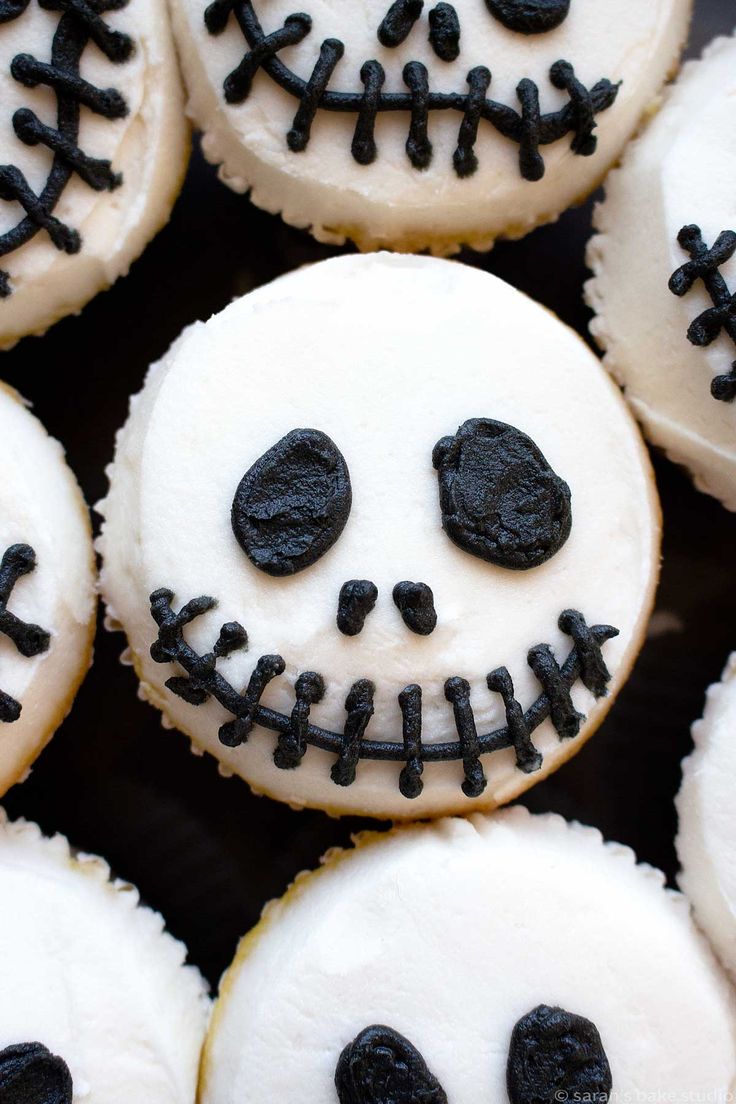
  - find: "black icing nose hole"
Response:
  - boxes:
[393,581,437,635]
[378,0,424,47]
[485,0,571,34]
[231,428,352,577]
[337,580,378,636]
[0,1042,73,1103]
[433,418,572,570]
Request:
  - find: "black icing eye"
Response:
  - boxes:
[0,1042,73,1103]
[231,428,352,577]
[485,0,570,34]
[433,419,572,571]
[507,1006,612,1104]
[335,1025,448,1104]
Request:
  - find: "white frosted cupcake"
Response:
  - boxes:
[0,809,209,1102]
[200,808,736,1102]
[677,652,736,979]
[169,0,690,253]
[98,253,660,820]
[586,32,736,511]
[0,0,188,348]
[0,383,95,796]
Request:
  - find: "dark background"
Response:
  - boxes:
[2,0,733,990]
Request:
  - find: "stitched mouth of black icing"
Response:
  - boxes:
[204,0,620,180]
[149,587,619,800]
[0,0,133,299]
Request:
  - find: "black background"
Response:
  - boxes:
[2,0,733,990]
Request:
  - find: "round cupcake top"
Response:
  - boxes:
[99,252,659,819]
[201,808,736,1102]
[677,651,736,979]
[0,809,209,1103]
[169,0,690,251]
[586,32,736,511]
[0,0,187,348]
[0,382,95,797]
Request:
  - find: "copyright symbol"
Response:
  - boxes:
[554,1093,568,1102]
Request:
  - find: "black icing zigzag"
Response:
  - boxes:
[150,587,618,799]
[204,0,620,180]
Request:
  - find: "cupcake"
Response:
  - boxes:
[0,382,95,796]
[201,808,736,1101]
[0,0,188,348]
[586,33,736,511]
[98,253,659,819]
[169,0,690,253]
[0,808,209,1101]
[677,651,736,978]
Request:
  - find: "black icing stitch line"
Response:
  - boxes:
[149,588,618,799]
[669,224,736,403]
[0,0,133,299]
[204,0,619,179]
[0,545,51,722]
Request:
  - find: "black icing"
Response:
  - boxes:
[335,1026,447,1104]
[0,0,133,298]
[433,419,572,570]
[204,0,618,180]
[231,429,352,577]
[378,0,423,48]
[428,3,460,62]
[507,1005,612,1104]
[392,581,437,635]
[0,1,30,22]
[338,580,379,636]
[150,590,618,798]
[0,1042,73,1104]
[485,0,570,35]
[669,224,736,403]
[0,545,51,722]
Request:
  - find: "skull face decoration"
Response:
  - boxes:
[168,0,690,251]
[99,253,660,819]
[0,812,209,1104]
[199,812,736,1103]
[0,383,95,798]
[0,0,186,348]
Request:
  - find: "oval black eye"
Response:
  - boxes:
[507,1005,612,1104]
[485,0,570,34]
[336,1025,448,1104]
[0,1042,73,1103]
[231,428,352,577]
[433,419,572,570]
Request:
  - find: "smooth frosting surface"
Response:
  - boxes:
[677,652,736,978]
[170,0,690,252]
[0,0,188,348]
[202,808,736,1102]
[99,253,659,819]
[0,809,209,1103]
[0,383,95,796]
[586,32,736,511]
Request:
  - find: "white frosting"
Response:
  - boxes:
[677,652,736,978]
[201,808,736,1102]
[586,32,736,511]
[0,383,95,796]
[169,0,690,253]
[98,253,659,819]
[0,809,209,1102]
[0,0,188,348]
